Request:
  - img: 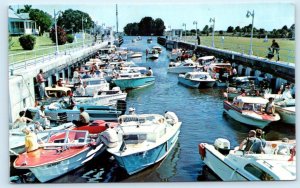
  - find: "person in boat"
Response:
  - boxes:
[74,82,86,96]
[239,130,264,154]
[56,78,63,87]
[64,90,76,109]
[256,129,266,148]
[82,72,92,79]
[265,97,275,116]
[13,111,33,128]
[146,67,153,76]
[72,67,80,84]
[22,126,39,153]
[128,107,136,115]
[72,107,90,127]
[33,105,51,129]
[240,89,247,96]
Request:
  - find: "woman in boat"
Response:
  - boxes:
[33,105,51,129]
[13,111,33,129]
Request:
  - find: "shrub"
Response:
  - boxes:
[66,34,74,43]
[50,26,67,45]
[19,35,36,50]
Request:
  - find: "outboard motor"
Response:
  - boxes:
[116,100,127,115]
[214,138,230,155]
[99,128,119,148]
[165,111,179,125]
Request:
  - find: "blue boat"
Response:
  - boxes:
[178,72,216,88]
[112,72,155,90]
[100,112,181,175]
[27,100,127,122]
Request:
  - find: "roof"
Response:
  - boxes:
[8,9,31,20]
[198,56,215,60]
[236,96,268,104]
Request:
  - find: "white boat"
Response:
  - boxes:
[147,49,159,59]
[167,59,200,74]
[112,72,155,90]
[152,46,162,53]
[223,96,280,128]
[168,48,182,60]
[13,129,107,182]
[80,77,110,96]
[199,138,296,181]
[100,112,182,175]
[74,87,127,106]
[274,99,295,125]
[129,52,143,58]
[9,122,74,155]
[208,62,232,87]
[197,55,216,65]
[178,72,216,88]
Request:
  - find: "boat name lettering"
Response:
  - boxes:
[47,161,61,167]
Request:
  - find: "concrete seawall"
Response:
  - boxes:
[158,37,295,84]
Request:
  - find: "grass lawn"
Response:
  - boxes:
[9,34,94,64]
[184,36,295,63]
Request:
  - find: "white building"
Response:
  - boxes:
[8,9,39,35]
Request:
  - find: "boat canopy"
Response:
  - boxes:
[236,96,268,104]
[197,56,215,61]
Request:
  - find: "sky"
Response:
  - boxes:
[10,2,295,32]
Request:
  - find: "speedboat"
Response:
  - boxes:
[129,52,143,58]
[178,72,216,88]
[27,100,127,122]
[167,59,200,74]
[199,138,296,181]
[274,99,295,125]
[197,55,216,65]
[13,129,107,182]
[9,122,74,156]
[112,72,155,90]
[80,77,110,96]
[74,87,127,106]
[147,38,152,43]
[208,62,232,87]
[152,46,162,53]
[147,49,159,59]
[100,111,182,175]
[223,96,280,128]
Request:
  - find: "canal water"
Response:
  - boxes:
[10,36,295,183]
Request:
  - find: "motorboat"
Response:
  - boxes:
[129,52,143,58]
[208,62,232,87]
[167,59,200,74]
[147,38,152,43]
[72,119,118,134]
[168,48,182,60]
[199,138,296,181]
[9,122,74,156]
[274,99,295,125]
[146,49,159,59]
[27,100,127,122]
[178,72,216,88]
[74,87,127,106]
[80,77,110,96]
[197,55,216,65]
[100,111,182,175]
[112,72,155,90]
[13,129,107,182]
[223,96,280,128]
[152,46,162,53]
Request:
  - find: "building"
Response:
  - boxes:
[8,9,39,35]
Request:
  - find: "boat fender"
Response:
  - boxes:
[198,143,206,160]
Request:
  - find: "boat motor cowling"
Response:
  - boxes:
[165,111,179,125]
[116,100,127,115]
[214,138,230,155]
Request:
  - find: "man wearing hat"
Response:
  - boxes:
[239,130,264,154]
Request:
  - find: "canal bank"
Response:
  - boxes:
[8,40,112,123]
[158,37,295,91]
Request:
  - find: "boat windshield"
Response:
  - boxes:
[244,163,274,180]
[123,134,147,144]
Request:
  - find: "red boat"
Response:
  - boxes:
[72,120,118,134]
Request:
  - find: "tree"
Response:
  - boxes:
[50,26,67,45]
[202,25,209,35]
[29,9,52,36]
[219,30,224,35]
[138,17,155,36]
[227,26,234,33]
[17,4,32,13]
[124,23,139,35]
[154,18,165,36]
[235,26,241,32]
[57,9,94,34]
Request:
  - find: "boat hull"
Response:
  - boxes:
[113,76,155,90]
[223,101,273,129]
[28,144,106,182]
[178,77,200,88]
[74,93,127,106]
[113,130,180,175]
[276,106,295,125]
[167,67,195,74]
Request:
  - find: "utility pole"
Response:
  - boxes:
[116,4,119,34]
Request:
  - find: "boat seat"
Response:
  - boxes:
[57,112,68,124]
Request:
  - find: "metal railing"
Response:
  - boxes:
[8,39,96,72]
